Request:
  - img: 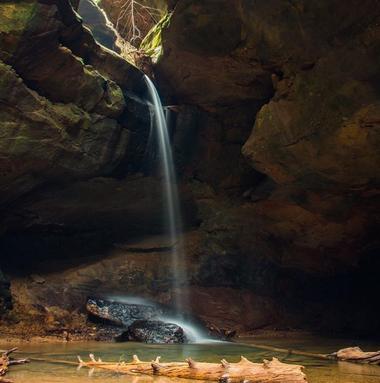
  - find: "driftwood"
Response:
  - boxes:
[329,347,380,365]
[78,354,308,382]
[0,348,29,383]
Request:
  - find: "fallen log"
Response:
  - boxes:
[246,342,330,360]
[78,354,308,382]
[0,348,29,383]
[247,343,380,365]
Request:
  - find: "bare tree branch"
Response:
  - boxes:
[113,0,161,46]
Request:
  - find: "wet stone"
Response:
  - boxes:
[120,319,188,344]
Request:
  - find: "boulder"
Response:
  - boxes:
[121,319,187,343]
[86,297,164,327]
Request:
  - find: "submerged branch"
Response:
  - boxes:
[246,343,380,365]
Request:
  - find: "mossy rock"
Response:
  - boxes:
[140,12,172,61]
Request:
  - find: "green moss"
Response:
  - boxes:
[0,2,37,34]
[140,12,172,61]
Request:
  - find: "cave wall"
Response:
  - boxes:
[0,0,379,336]
[146,0,380,333]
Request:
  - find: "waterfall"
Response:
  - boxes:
[144,75,187,315]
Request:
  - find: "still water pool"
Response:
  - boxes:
[2,336,380,383]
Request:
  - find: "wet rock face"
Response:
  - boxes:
[122,319,187,344]
[86,297,164,327]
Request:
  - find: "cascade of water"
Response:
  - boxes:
[144,75,187,315]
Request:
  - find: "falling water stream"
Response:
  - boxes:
[144,75,187,316]
[79,0,206,341]
[143,75,209,342]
